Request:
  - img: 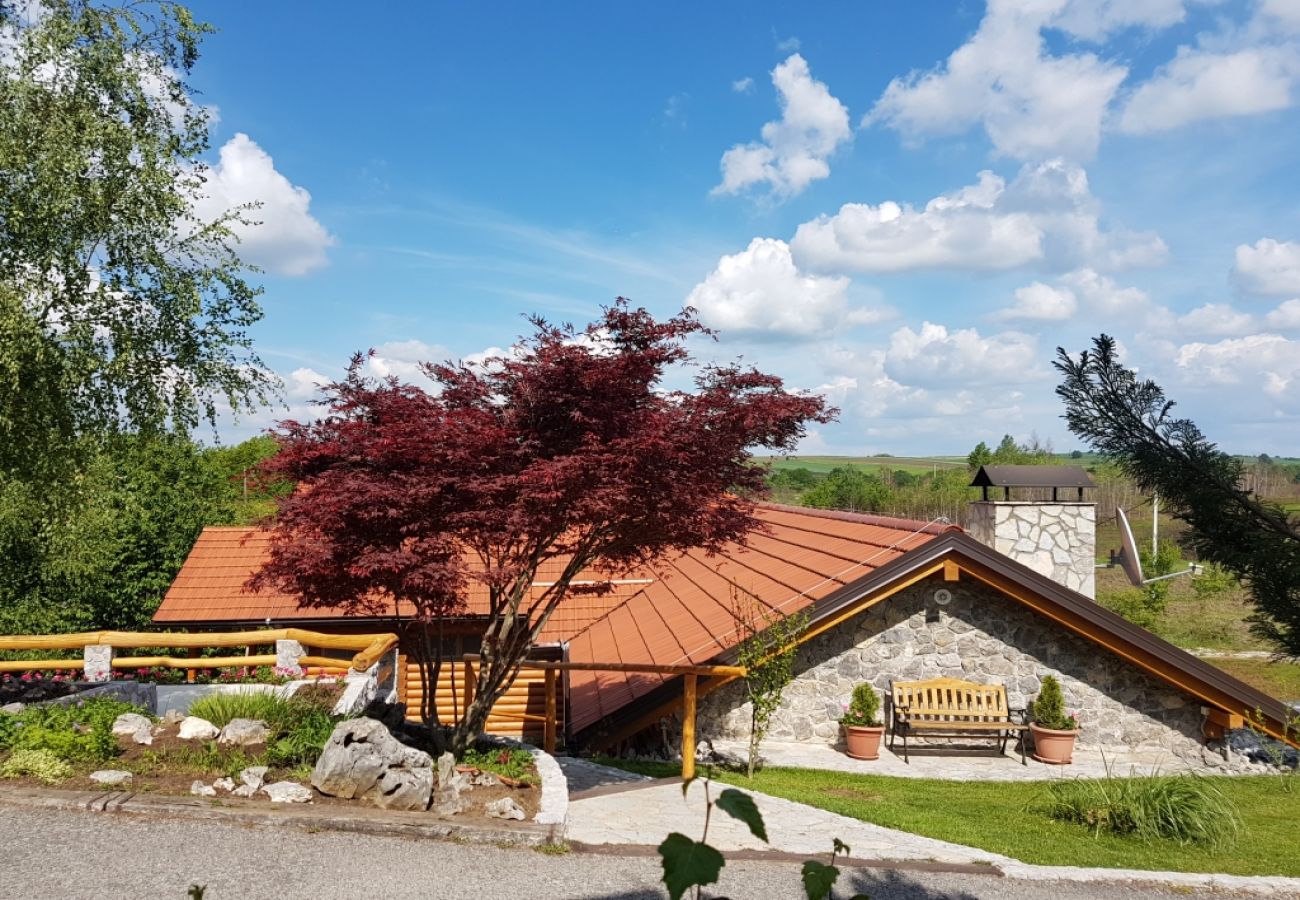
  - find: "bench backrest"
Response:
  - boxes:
[891,677,1009,721]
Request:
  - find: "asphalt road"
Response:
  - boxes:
[0,806,1226,900]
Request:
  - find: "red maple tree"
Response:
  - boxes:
[250,302,833,755]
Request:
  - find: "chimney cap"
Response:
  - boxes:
[969,465,1096,490]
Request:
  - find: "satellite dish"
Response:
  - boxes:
[1115,507,1145,587]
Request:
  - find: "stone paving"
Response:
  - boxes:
[706,737,1253,781]
[561,757,1007,866]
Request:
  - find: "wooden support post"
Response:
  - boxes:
[186,646,198,683]
[681,673,698,781]
[544,668,557,754]
[463,660,475,724]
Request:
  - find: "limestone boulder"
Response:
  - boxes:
[484,797,525,820]
[111,712,154,744]
[89,769,132,786]
[311,718,433,811]
[218,718,269,747]
[261,781,314,803]
[190,780,216,797]
[177,716,220,741]
[0,702,25,715]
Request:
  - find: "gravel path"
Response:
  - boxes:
[0,806,1237,900]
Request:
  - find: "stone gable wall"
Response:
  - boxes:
[697,577,1239,768]
[967,502,1095,598]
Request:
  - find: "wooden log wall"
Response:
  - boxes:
[398,658,564,742]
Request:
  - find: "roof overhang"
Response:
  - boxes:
[579,532,1297,750]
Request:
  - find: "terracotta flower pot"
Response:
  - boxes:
[1030,723,1079,764]
[843,724,886,760]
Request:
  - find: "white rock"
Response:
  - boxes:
[177,717,220,741]
[484,797,526,820]
[231,784,257,798]
[190,780,217,797]
[0,702,25,715]
[212,777,235,792]
[161,709,186,726]
[218,718,269,747]
[312,718,433,812]
[112,712,152,739]
[261,781,313,803]
[239,766,268,791]
[89,769,132,785]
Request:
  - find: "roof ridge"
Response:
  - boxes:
[756,501,962,535]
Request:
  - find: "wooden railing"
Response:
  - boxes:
[0,628,398,675]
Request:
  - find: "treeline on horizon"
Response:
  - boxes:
[765,434,1300,527]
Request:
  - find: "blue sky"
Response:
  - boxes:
[187,0,1300,455]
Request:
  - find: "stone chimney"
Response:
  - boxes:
[967,466,1097,599]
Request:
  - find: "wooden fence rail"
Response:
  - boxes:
[0,628,398,675]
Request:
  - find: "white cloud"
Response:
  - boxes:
[363,339,450,385]
[193,133,335,277]
[1059,268,1154,318]
[1174,334,1300,407]
[995,281,1077,321]
[883,322,1044,389]
[1266,298,1300,329]
[284,366,328,401]
[714,54,851,198]
[685,238,889,339]
[866,0,1128,161]
[1052,0,1193,42]
[1233,238,1300,296]
[791,160,1166,275]
[732,77,754,93]
[1119,46,1300,133]
[1262,0,1300,32]
[1176,303,1257,337]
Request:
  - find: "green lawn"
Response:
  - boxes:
[758,455,965,476]
[1209,658,1300,701]
[594,760,1300,877]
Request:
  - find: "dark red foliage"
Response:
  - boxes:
[249,301,833,745]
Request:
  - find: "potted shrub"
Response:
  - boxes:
[840,683,885,760]
[1029,675,1080,764]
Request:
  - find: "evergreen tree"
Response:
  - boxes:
[1056,335,1300,655]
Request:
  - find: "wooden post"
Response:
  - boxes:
[681,673,698,781]
[544,668,557,754]
[186,646,198,683]
[463,660,475,725]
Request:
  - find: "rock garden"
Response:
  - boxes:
[0,682,550,831]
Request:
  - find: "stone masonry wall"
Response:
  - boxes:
[697,577,1239,768]
[967,502,1095,599]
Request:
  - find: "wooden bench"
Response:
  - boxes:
[888,677,1028,765]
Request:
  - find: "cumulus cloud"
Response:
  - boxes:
[866,0,1128,161]
[686,238,890,339]
[882,322,1044,389]
[732,76,754,93]
[362,339,451,385]
[1119,46,1300,133]
[1266,298,1300,329]
[193,133,335,277]
[1233,238,1300,296]
[790,160,1166,275]
[1052,0,1194,42]
[714,54,851,198]
[995,281,1078,321]
[1174,334,1300,407]
[1176,304,1258,337]
[1058,268,1155,318]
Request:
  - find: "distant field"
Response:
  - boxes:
[759,455,966,476]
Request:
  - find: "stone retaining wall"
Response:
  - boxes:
[697,577,1245,769]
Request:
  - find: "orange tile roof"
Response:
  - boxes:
[564,505,956,733]
[154,527,634,634]
[155,505,957,732]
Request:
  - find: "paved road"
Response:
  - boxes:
[0,806,1217,900]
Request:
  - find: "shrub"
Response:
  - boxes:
[1,748,73,783]
[1098,588,1164,630]
[1031,675,1077,731]
[462,745,537,783]
[188,690,290,728]
[188,689,340,768]
[1047,773,1242,849]
[839,683,881,727]
[0,696,141,763]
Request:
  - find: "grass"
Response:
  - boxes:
[758,455,966,476]
[1207,658,1300,701]
[593,760,1300,877]
[462,745,538,784]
